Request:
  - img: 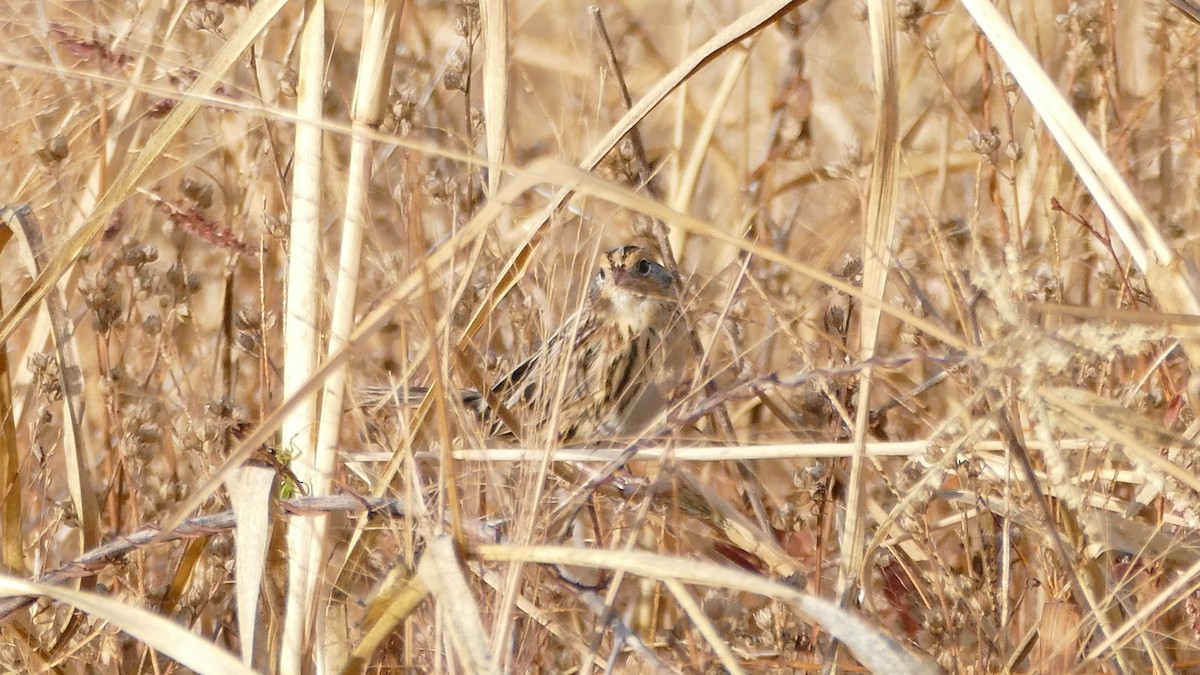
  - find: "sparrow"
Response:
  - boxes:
[360,245,680,445]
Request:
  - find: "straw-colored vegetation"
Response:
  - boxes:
[1,0,1199,672]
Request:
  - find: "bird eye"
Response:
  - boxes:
[635,259,652,275]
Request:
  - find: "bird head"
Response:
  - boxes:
[591,245,678,336]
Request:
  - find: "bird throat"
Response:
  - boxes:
[595,289,666,339]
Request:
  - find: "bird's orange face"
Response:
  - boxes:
[592,246,678,336]
[597,245,677,299]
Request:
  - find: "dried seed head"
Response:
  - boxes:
[180,177,214,208]
[185,5,224,34]
[36,134,69,165]
[278,67,298,98]
[968,127,1001,157]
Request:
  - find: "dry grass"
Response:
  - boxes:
[2,0,1200,672]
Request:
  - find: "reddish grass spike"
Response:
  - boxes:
[171,206,255,257]
[150,197,254,257]
[48,23,132,71]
